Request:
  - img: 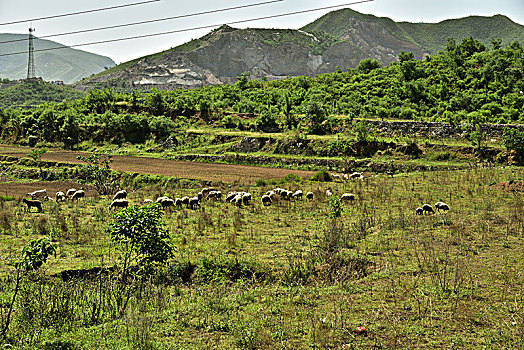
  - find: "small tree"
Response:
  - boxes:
[108,204,174,276]
[304,101,326,135]
[502,127,524,164]
[353,120,377,142]
[107,204,175,315]
[1,237,56,340]
[77,152,120,195]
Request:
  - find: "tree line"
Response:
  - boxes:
[0,37,522,147]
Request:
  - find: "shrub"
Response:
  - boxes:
[502,127,524,164]
[310,169,332,182]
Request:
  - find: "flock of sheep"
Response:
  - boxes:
[21,176,450,217]
[415,202,450,215]
[23,188,85,212]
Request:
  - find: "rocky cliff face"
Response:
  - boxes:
[78,10,522,90]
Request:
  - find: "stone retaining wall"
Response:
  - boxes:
[364,120,524,139]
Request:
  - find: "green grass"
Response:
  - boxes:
[0,166,523,348]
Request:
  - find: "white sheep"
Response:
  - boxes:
[112,190,127,201]
[422,204,435,215]
[66,188,77,199]
[435,202,450,212]
[415,207,423,215]
[188,197,200,209]
[181,196,190,207]
[306,191,314,200]
[261,194,272,206]
[326,189,333,197]
[155,196,169,204]
[340,193,355,202]
[293,190,303,200]
[225,191,238,202]
[144,199,153,204]
[208,190,222,201]
[27,189,47,200]
[55,191,66,202]
[349,172,364,180]
[242,193,252,205]
[71,190,85,201]
[160,198,175,208]
[109,199,128,210]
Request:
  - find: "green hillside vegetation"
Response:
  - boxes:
[301,8,416,44]
[303,9,524,54]
[1,38,522,148]
[0,79,85,109]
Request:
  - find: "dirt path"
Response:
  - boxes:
[0,145,316,188]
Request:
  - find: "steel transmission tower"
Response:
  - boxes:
[27,27,35,79]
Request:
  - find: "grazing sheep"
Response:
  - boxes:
[71,190,85,201]
[422,203,435,215]
[435,202,450,212]
[268,191,278,201]
[55,191,66,202]
[181,196,190,207]
[109,199,128,210]
[340,193,355,202]
[188,197,200,210]
[349,172,364,180]
[197,192,203,201]
[293,190,303,200]
[415,207,423,215]
[66,188,77,198]
[261,194,272,206]
[159,198,175,208]
[281,190,292,200]
[27,189,47,200]
[306,191,314,200]
[112,190,127,201]
[242,193,252,205]
[208,190,222,201]
[22,198,42,212]
[226,191,237,202]
[326,189,333,197]
[202,187,216,198]
[331,174,341,181]
[174,198,182,208]
[144,199,153,204]
[233,195,243,207]
[156,196,169,204]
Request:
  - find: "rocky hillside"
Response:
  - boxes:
[77,9,524,90]
[0,34,116,84]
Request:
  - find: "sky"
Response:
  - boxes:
[1,0,523,64]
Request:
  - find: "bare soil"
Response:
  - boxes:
[0,145,317,196]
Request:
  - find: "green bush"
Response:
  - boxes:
[310,169,332,182]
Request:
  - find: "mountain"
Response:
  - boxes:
[0,34,116,84]
[77,10,524,90]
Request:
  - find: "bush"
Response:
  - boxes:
[502,127,524,164]
[310,169,332,182]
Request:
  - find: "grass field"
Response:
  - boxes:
[0,160,522,349]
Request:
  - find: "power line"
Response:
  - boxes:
[0,0,284,45]
[0,0,161,26]
[0,0,374,58]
